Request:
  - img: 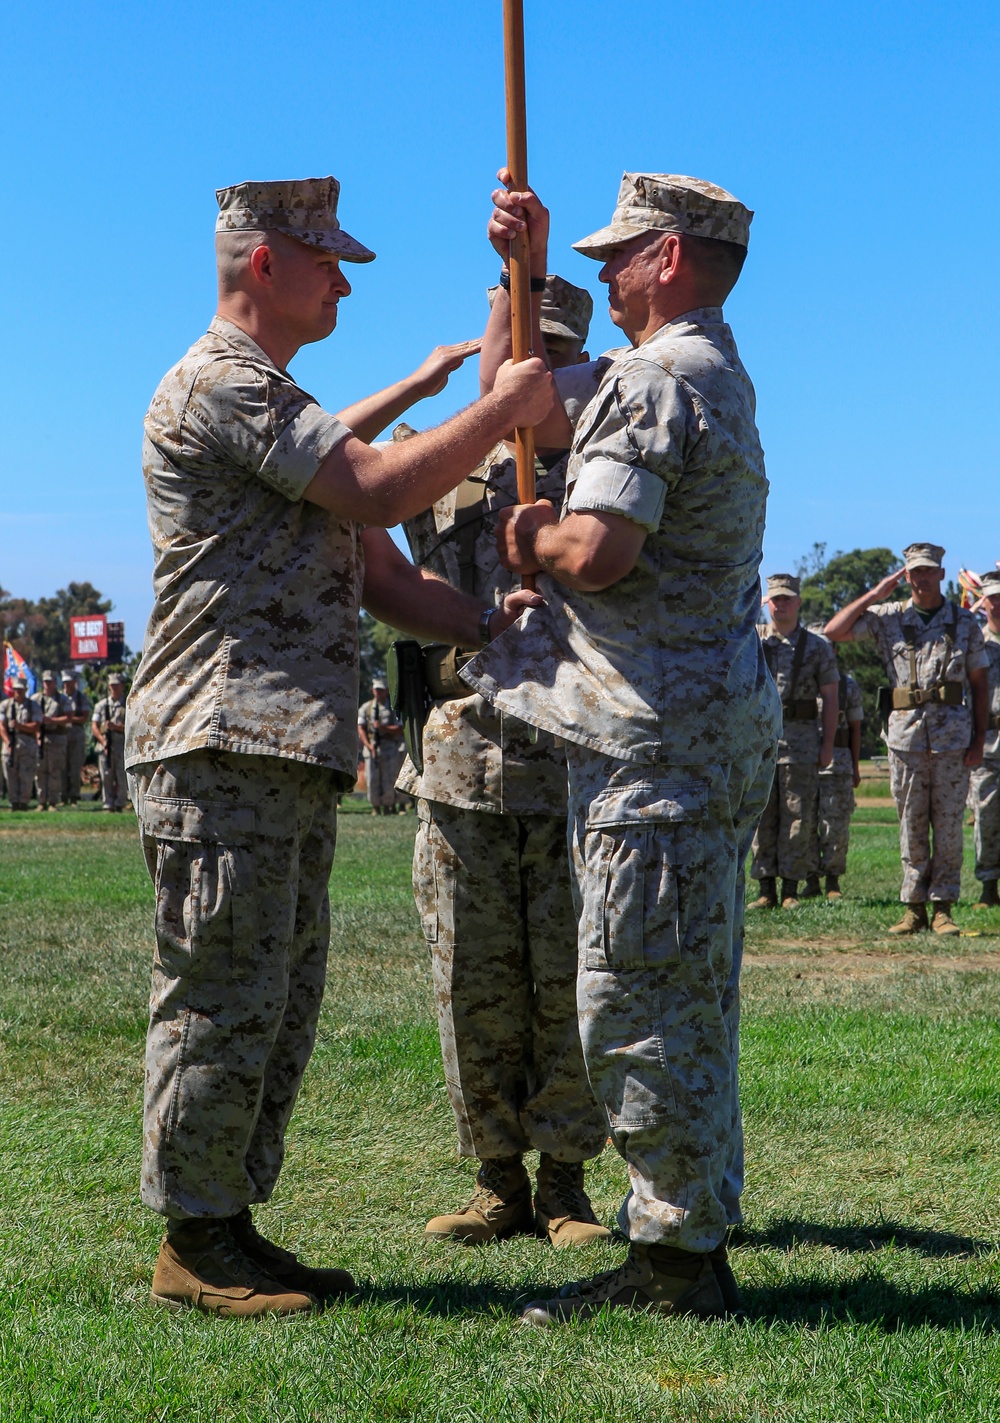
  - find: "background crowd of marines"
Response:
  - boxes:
[8,160,998,1327]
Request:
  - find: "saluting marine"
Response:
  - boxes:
[357,677,405,814]
[826,543,989,935]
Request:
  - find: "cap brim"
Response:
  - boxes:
[295,228,376,263]
[571,218,655,260]
[539,317,582,342]
[905,559,941,570]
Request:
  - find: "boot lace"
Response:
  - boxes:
[540,1160,599,1223]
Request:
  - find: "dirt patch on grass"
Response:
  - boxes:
[746,947,1000,978]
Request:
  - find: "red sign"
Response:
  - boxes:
[70,615,108,661]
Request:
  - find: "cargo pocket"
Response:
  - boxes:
[412,799,439,945]
[583,782,706,972]
[143,795,258,983]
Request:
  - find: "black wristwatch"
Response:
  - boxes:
[478,607,498,646]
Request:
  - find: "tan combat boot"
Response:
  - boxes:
[425,1155,534,1244]
[534,1156,612,1248]
[825,874,843,900]
[975,881,1000,909]
[887,903,928,936]
[150,1219,317,1316]
[801,874,822,900]
[229,1208,354,1302]
[520,1242,725,1325]
[751,877,777,909]
[781,879,800,909]
[930,902,961,937]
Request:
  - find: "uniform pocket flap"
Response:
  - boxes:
[142,795,255,845]
[586,782,706,829]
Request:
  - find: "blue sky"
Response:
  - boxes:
[2,0,998,650]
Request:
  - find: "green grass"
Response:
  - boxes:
[2,795,1000,1421]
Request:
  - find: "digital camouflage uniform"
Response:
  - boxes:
[464,307,781,1252]
[358,696,405,809]
[848,599,988,903]
[817,671,863,877]
[750,625,838,883]
[1,695,41,807]
[62,681,93,803]
[970,627,1000,887]
[36,688,73,807]
[127,314,360,1221]
[399,443,605,1167]
[93,693,128,809]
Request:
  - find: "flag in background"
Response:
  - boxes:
[3,642,36,697]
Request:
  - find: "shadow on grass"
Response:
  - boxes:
[744,1275,1000,1332]
[735,1217,995,1258]
[356,1267,1000,1334]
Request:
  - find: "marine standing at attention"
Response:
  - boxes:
[464,169,780,1321]
[400,275,609,1249]
[126,175,553,1317]
[825,543,988,935]
[749,575,838,909]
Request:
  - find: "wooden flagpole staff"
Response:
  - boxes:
[502,0,537,588]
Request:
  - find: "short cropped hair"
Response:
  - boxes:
[215,228,279,290]
[681,233,748,301]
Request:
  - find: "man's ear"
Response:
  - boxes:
[249,243,273,286]
[657,233,683,287]
[577,349,590,364]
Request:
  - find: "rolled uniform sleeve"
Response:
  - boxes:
[184,361,351,503]
[847,607,880,642]
[566,362,702,533]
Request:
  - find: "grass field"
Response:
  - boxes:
[2,783,1000,1422]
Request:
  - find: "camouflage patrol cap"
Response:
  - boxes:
[980,571,1000,597]
[216,177,375,263]
[61,668,77,682]
[372,677,387,691]
[41,670,56,682]
[12,676,27,689]
[903,543,945,570]
[487,274,593,344]
[573,172,753,260]
[766,573,801,597]
[108,671,126,685]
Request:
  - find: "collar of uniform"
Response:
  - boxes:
[903,598,950,626]
[634,306,726,353]
[767,621,802,644]
[208,315,287,375]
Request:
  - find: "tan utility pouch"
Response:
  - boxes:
[423,645,475,699]
[891,683,964,710]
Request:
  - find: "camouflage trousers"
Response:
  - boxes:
[100,733,128,809]
[889,747,970,903]
[970,759,1000,882]
[364,742,403,808]
[750,760,819,881]
[413,799,605,1162]
[567,744,774,1252]
[129,749,340,1219]
[37,734,67,807]
[2,736,38,806]
[64,727,87,803]
[817,767,856,877]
